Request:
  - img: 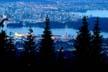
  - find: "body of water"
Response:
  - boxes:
[4,27,108,38]
[2,10,108,38]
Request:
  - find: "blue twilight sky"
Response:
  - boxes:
[0,0,106,2]
[0,0,47,2]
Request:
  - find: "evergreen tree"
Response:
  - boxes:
[0,18,8,71]
[6,32,17,71]
[74,16,91,70]
[91,17,103,68]
[19,28,36,71]
[7,32,16,57]
[23,28,36,56]
[0,18,9,56]
[0,30,7,55]
[39,16,55,67]
[0,18,8,56]
[0,30,8,70]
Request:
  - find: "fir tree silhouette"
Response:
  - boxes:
[0,18,8,71]
[91,17,104,70]
[39,16,55,68]
[0,18,8,56]
[74,16,92,71]
[6,32,17,71]
[0,30,8,70]
[0,30,7,55]
[7,32,16,57]
[19,28,37,71]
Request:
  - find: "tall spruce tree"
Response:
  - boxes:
[7,32,16,58]
[91,17,103,67]
[0,30,8,69]
[0,18,8,56]
[0,30,7,55]
[74,16,91,70]
[20,28,36,71]
[39,16,55,66]
[0,18,8,70]
[23,28,36,56]
[6,32,17,70]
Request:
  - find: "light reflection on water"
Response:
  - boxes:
[5,27,108,38]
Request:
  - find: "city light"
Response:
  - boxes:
[15,32,25,37]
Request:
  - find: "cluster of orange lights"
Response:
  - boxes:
[15,32,25,37]
[14,32,77,40]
